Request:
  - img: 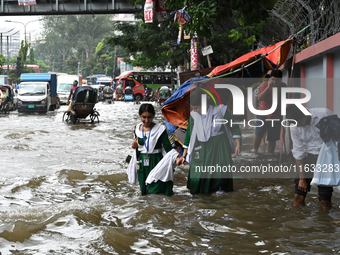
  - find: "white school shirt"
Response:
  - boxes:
[290,108,333,160]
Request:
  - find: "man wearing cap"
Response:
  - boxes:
[66,80,79,110]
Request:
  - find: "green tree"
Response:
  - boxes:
[0,54,5,75]
[107,0,279,69]
[35,15,113,75]
[107,19,189,70]
[91,38,128,77]
[163,0,277,43]
[36,60,50,73]
[18,40,29,65]
[65,55,79,74]
[28,47,35,65]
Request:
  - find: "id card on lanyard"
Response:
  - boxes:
[142,125,152,167]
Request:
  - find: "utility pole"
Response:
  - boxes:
[5,19,42,44]
[112,45,117,78]
[81,53,83,75]
[7,36,9,80]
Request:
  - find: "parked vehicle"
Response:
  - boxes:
[62,86,100,124]
[0,84,16,113]
[57,74,81,104]
[17,73,60,113]
[102,86,114,104]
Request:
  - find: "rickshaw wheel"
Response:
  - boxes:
[90,113,99,124]
[135,94,143,101]
[4,105,9,114]
[63,111,72,122]
[62,112,68,122]
[70,114,77,124]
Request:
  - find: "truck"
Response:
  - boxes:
[17,73,60,113]
[57,74,81,104]
[0,75,9,85]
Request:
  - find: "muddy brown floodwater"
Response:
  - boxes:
[0,101,339,254]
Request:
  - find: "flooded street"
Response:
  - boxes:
[0,101,340,254]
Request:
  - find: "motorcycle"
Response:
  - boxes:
[144,87,155,101]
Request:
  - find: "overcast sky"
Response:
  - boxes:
[0,15,43,41]
[0,14,134,41]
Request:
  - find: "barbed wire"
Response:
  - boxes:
[260,0,340,56]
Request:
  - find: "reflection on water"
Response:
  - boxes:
[0,102,339,254]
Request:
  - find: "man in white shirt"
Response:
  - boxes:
[286,104,334,210]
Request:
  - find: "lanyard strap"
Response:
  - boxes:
[142,125,152,153]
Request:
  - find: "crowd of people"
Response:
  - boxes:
[127,69,339,211]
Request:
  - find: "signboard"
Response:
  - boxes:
[117,58,123,68]
[18,0,36,6]
[202,45,213,56]
[144,0,155,23]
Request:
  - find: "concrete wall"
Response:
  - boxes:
[304,57,327,109]
[281,32,340,115]
[279,32,340,151]
[333,51,340,114]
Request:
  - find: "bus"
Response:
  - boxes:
[115,71,173,101]
[86,74,112,86]
[26,65,41,73]
[1,64,41,74]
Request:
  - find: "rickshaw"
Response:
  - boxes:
[102,86,114,104]
[124,86,134,102]
[114,85,123,100]
[156,86,171,106]
[62,86,100,124]
[0,84,16,113]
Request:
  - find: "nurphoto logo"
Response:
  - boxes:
[199,84,312,128]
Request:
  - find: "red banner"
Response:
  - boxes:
[191,37,199,70]
[156,0,167,21]
[144,0,155,23]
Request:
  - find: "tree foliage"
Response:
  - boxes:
[32,1,281,75]
[35,15,113,76]
[108,0,279,69]
[107,18,190,70]
[28,47,35,65]
[0,54,5,74]
[18,40,29,65]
